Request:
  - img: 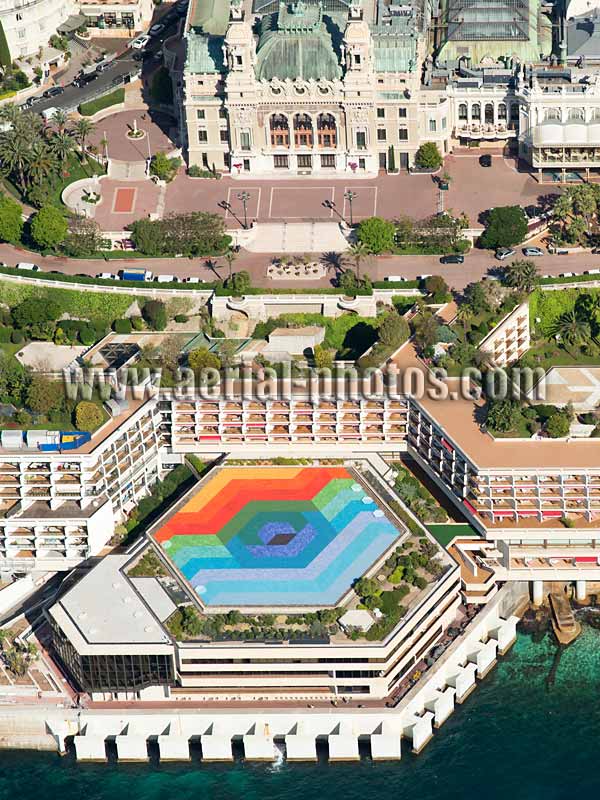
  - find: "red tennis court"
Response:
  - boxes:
[113,187,136,213]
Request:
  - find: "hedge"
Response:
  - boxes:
[113,318,132,334]
[372,280,421,290]
[79,88,125,117]
[539,273,600,286]
[0,265,217,292]
[0,279,134,327]
[214,285,373,296]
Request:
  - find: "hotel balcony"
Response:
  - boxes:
[456,122,517,140]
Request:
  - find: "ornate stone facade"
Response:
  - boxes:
[181,0,450,175]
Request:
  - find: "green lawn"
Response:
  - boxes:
[48,155,106,209]
[79,88,125,117]
[427,523,480,548]
[523,341,600,372]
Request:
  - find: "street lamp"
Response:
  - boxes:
[344,190,357,227]
[237,191,250,230]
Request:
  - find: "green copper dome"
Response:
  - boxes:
[255,1,342,82]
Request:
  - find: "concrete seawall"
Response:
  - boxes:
[0,584,528,762]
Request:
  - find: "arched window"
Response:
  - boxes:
[498,103,507,120]
[592,108,600,121]
[471,103,481,120]
[568,107,584,121]
[544,107,561,122]
[458,103,468,120]
[294,113,313,147]
[270,114,290,148]
[317,113,337,148]
[484,103,494,123]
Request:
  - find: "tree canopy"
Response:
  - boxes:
[414,142,443,170]
[30,205,68,250]
[130,212,230,257]
[0,193,23,244]
[480,206,528,249]
[356,216,396,254]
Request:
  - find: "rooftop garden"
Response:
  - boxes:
[160,533,445,645]
[392,462,448,524]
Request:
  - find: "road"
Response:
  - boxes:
[22,9,181,116]
[2,242,600,291]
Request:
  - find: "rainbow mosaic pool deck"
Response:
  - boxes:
[153,467,400,607]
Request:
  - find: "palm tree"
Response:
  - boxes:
[502,259,540,293]
[50,108,68,135]
[73,118,95,161]
[26,140,57,187]
[455,302,472,335]
[0,103,21,128]
[50,131,75,164]
[0,132,31,192]
[552,310,591,355]
[347,241,369,282]
[223,247,238,282]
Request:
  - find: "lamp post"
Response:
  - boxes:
[237,191,250,230]
[344,190,357,227]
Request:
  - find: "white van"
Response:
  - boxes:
[97,272,115,280]
[16,262,41,271]
[40,107,58,122]
[155,274,177,283]
[385,275,405,282]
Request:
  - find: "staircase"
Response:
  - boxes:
[107,159,148,181]
[244,222,350,253]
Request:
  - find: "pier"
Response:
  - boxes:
[549,593,582,645]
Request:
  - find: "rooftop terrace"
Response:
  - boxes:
[151,465,402,608]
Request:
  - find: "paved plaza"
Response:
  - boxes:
[90,141,555,233]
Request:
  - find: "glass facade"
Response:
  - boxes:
[50,618,175,693]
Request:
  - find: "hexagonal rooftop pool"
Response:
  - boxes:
[152,466,401,607]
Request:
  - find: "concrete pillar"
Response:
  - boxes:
[201,725,233,762]
[46,721,72,755]
[157,735,191,761]
[402,712,434,754]
[576,580,587,602]
[447,662,477,703]
[425,686,456,728]
[328,721,359,761]
[285,722,317,762]
[490,616,519,655]
[467,640,498,678]
[115,735,149,762]
[532,580,544,606]
[243,723,275,761]
[370,721,401,761]
[73,735,107,761]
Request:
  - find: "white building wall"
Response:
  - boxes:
[0,0,73,60]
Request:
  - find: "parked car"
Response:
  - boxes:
[185,277,203,284]
[495,248,516,261]
[584,268,600,274]
[15,262,41,271]
[522,247,544,257]
[440,254,464,264]
[95,59,115,73]
[149,23,165,37]
[73,72,98,88]
[155,274,177,283]
[479,154,492,167]
[43,86,64,98]
[129,34,150,50]
[96,272,115,280]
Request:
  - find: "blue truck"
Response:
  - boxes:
[119,268,153,282]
